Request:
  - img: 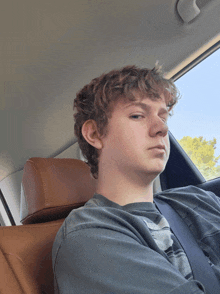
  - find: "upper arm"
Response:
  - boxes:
[53,226,205,294]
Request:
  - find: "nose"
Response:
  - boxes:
[149,118,168,137]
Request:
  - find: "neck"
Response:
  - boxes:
[96,167,155,206]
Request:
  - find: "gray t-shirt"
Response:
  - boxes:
[53,185,220,293]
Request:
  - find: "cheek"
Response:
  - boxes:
[109,131,136,157]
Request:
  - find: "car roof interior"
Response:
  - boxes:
[0,0,220,226]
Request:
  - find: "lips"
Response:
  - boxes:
[149,145,166,150]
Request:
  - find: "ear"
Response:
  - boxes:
[81,120,103,150]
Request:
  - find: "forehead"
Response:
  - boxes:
[115,91,167,111]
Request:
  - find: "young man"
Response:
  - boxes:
[52,65,220,293]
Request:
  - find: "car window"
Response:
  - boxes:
[169,48,220,181]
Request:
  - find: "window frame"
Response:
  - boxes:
[0,189,16,226]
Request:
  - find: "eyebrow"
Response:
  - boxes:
[123,102,169,115]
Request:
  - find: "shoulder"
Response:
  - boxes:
[154,185,220,223]
[52,195,145,251]
[52,199,120,267]
[52,196,152,271]
[155,185,220,206]
[63,199,134,235]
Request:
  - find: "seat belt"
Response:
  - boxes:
[154,197,220,294]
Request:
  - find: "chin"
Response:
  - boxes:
[134,159,167,179]
[138,166,164,180]
[152,158,167,171]
[147,164,166,177]
[150,169,164,178]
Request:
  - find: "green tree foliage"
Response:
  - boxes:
[178,136,220,181]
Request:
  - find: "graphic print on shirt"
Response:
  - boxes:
[142,215,193,280]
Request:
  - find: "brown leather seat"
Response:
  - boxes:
[0,158,97,294]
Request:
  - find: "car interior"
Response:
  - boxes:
[0,0,220,293]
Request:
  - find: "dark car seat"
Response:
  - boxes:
[0,157,97,294]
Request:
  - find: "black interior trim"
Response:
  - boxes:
[197,177,220,198]
[160,132,205,191]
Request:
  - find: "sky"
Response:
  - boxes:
[168,48,220,163]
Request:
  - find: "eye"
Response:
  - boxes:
[130,114,144,120]
[160,115,169,123]
[161,117,169,125]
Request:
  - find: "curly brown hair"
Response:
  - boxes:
[73,64,180,179]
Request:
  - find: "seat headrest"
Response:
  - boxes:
[20,158,97,224]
